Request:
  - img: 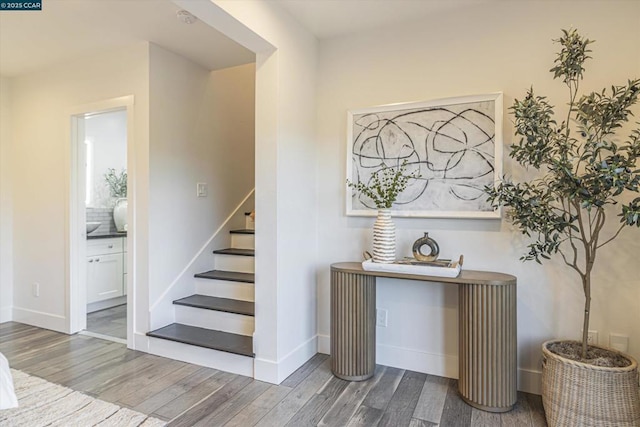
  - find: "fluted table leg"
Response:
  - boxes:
[330,270,376,381]
[458,282,517,412]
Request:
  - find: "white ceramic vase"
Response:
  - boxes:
[113,198,128,232]
[372,208,395,263]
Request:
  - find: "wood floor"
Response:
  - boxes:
[86,303,127,340]
[0,322,547,426]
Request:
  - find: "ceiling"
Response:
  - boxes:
[0,0,255,77]
[276,0,497,39]
[0,0,495,77]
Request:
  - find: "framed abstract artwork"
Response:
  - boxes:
[346,93,503,218]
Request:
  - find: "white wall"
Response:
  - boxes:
[0,77,13,322]
[315,0,640,394]
[6,37,255,349]
[145,44,255,332]
[9,43,150,332]
[85,109,127,208]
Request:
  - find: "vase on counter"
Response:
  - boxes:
[372,208,395,263]
[113,198,128,232]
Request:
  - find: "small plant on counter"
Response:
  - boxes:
[104,168,127,199]
[347,160,421,209]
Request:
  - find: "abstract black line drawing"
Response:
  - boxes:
[346,93,503,218]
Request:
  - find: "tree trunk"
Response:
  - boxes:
[581,274,591,358]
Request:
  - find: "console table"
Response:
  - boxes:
[330,262,517,413]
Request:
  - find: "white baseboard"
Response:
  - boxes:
[87,296,126,313]
[518,368,542,395]
[253,358,278,383]
[79,330,127,345]
[377,343,459,379]
[133,331,149,352]
[255,335,318,384]
[317,333,542,395]
[318,334,330,354]
[12,306,67,332]
[0,306,12,323]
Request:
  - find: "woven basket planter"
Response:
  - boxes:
[542,340,640,427]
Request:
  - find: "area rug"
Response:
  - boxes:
[0,369,165,426]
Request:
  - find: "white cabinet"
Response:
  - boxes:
[87,253,123,303]
[86,237,125,306]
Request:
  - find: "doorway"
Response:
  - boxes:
[68,96,134,346]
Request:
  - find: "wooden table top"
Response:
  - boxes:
[331,262,517,286]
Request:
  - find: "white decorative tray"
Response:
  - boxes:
[362,259,461,278]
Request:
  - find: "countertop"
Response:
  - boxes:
[87,231,127,240]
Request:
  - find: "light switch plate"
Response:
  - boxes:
[196,182,207,197]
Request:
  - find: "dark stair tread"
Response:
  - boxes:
[230,229,255,235]
[194,270,254,283]
[213,248,255,257]
[174,295,254,316]
[147,324,253,357]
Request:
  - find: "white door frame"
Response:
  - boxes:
[67,95,134,346]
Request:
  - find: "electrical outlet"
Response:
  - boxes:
[587,330,598,345]
[376,308,388,327]
[32,283,40,297]
[609,334,629,353]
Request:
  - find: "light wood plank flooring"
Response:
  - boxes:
[0,322,547,426]
[86,303,127,339]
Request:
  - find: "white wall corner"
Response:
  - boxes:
[318,334,330,354]
[12,306,68,333]
[0,306,12,323]
[518,368,542,395]
[255,334,318,384]
[253,357,279,384]
[133,331,150,352]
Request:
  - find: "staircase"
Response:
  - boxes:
[147,212,255,376]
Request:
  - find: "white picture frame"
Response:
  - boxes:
[346,93,503,218]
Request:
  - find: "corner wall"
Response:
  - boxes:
[8,43,150,332]
[177,0,320,382]
[315,0,640,394]
[0,77,13,322]
[145,44,255,332]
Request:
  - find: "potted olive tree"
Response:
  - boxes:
[486,29,640,426]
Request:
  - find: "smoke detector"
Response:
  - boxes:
[177,10,197,24]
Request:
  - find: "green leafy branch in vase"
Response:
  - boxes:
[104,168,128,199]
[348,160,421,209]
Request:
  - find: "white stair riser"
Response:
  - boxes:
[215,254,254,273]
[231,234,255,250]
[195,278,254,302]
[146,335,253,377]
[245,215,255,230]
[174,305,254,336]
